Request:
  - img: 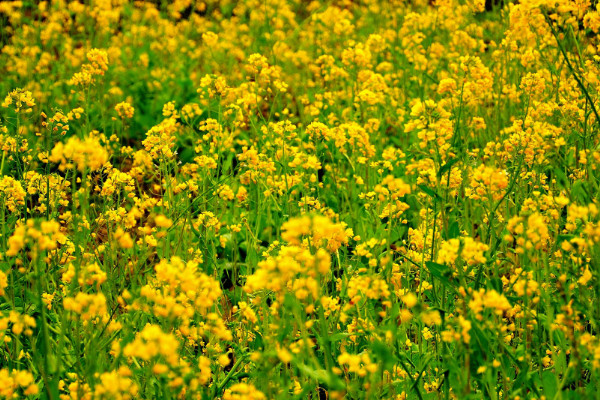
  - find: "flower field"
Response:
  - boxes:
[2,0,600,398]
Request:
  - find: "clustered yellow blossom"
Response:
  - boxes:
[2,89,35,113]
[69,49,109,86]
[115,102,135,119]
[281,214,352,252]
[0,369,38,397]
[0,176,26,212]
[6,219,66,257]
[49,135,109,171]
[0,0,599,397]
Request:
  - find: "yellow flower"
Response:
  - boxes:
[202,31,218,46]
[281,214,351,252]
[70,49,109,86]
[223,383,266,400]
[115,102,134,119]
[2,88,35,113]
[63,292,108,324]
[114,228,134,249]
[466,164,509,201]
[337,352,378,377]
[277,345,292,364]
[0,369,38,397]
[579,268,593,286]
[122,324,180,367]
[0,177,26,212]
[0,270,7,296]
[49,135,109,172]
[347,275,390,304]
[42,293,55,310]
[94,367,138,400]
[468,289,512,320]
[401,292,418,308]
[218,353,231,368]
[154,215,173,228]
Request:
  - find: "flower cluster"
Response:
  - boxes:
[0,0,599,397]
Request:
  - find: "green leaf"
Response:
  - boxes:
[425,261,448,275]
[295,363,346,391]
[418,185,442,202]
[447,221,460,239]
[553,167,569,189]
[371,340,395,371]
[470,322,490,357]
[557,234,574,244]
[425,261,457,290]
[542,370,558,397]
[438,158,459,179]
[490,277,503,293]
[572,180,591,203]
[329,332,351,343]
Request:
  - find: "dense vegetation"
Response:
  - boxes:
[1,0,600,398]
